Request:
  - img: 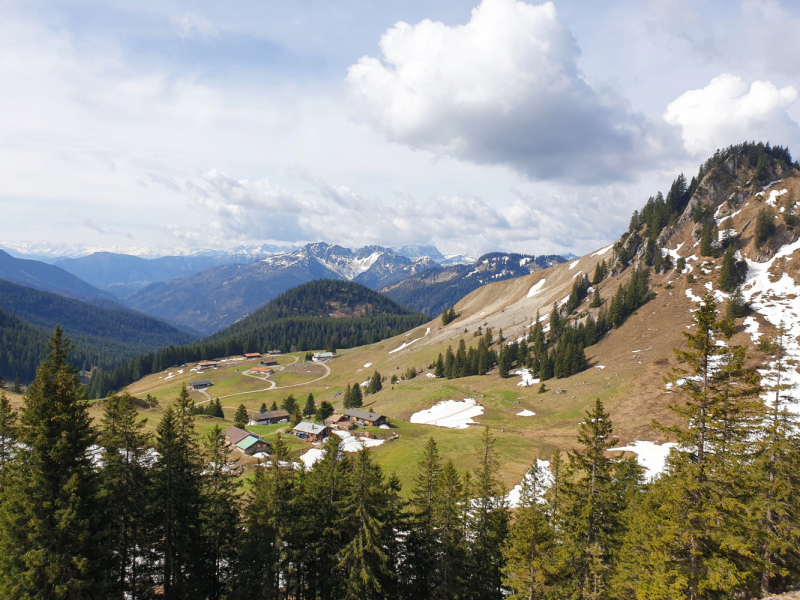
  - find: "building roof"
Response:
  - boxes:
[237,436,262,450]
[251,367,273,373]
[254,409,290,421]
[343,408,384,422]
[223,426,251,445]
[293,421,327,435]
[244,353,261,358]
[325,413,349,423]
[313,352,334,358]
[197,361,219,366]
[191,380,212,387]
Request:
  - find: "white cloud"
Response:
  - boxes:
[346,0,676,183]
[173,13,218,41]
[664,74,799,155]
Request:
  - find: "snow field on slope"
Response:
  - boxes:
[389,337,422,353]
[527,278,546,298]
[516,410,535,417]
[410,399,484,429]
[333,430,386,452]
[743,238,800,412]
[607,441,676,481]
[515,368,539,387]
[591,243,614,257]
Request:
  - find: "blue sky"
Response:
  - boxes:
[2,0,799,257]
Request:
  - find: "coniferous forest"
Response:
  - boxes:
[2,292,800,599]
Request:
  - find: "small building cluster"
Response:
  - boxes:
[223,426,271,456]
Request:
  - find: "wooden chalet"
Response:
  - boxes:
[249,409,290,425]
[343,408,387,427]
[244,353,262,359]
[325,413,355,430]
[293,421,328,442]
[222,426,271,456]
[189,380,212,390]
[260,358,279,367]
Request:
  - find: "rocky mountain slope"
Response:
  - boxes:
[380,252,567,316]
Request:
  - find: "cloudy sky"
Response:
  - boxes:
[1,0,799,257]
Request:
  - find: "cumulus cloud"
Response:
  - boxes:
[346,0,676,183]
[665,74,800,155]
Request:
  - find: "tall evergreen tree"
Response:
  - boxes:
[152,384,205,598]
[234,404,248,428]
[405,438,442,597]
[98,392,153,599]
[303,393,316,417]
[503,461,556,599]
[435,353,445,378]
[0,326,110,599]
[200,426,242,600]
[367,371,382,395]
[433,459,468,599]
[0,392,17,478]
[466,426,509,600]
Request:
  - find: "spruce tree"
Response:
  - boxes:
[589,286,602,308]
[98,392,153,599]
[282,394,297,414]
[367,371,382,395]
[405,438,442,597]
[152,385,205,598]
[444,346,455,379]
[0,326,110,599]
[466,426,509,600]
[502,461,556,599]
[755,207,776,249]
[316,400,334,422]
[558,399,630,599]
[337,448,392,599]
[435,353,445,378]
[751,323,800,595]
[303,393,316,417]
[200,426,242,599]
[260,402,267,413]
[290,405,303,427]
[433,459,468,599]
[350,382,363,409]
[719,244,738,292]
[0,392,17,478]
[234,404,248,428]
[270,400,278,412]
[343,383,353,409]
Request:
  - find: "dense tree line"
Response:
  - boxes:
[3,303,799,599]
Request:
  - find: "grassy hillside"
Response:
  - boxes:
[112,143,800,495]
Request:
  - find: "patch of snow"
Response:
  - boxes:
[425,327,431,335]
[591,243,614,257]
[607,441,676,481]
[743,316,761,342]
[765,188,788,207]
[519,257,531,267]
[360,380,370,387]
[717,208,743,226]
[595,365,605,369]
[569,260,579,269]
[363,362,372,368]
[379,424,391,430]
[389,338,422,354]
[516,410,536,417]
[410,398,484,429]
[527,279,547,298]
[515,368,539,387]
[299,448,325,469]
[685,288,702,303]
[338,435,385,452]
[426,373,437,378]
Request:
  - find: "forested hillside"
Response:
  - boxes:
[382,252,566,316]
[0,280,196,383]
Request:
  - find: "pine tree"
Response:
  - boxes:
[270,400,278,412]
[234,433,295,598]
[367,371,382,395]
[0,326,111,598]
[558,399,630,599]
[13,372,20,393]
[282,394,297,414]
[303,393,316,417]
[752,323,800,595]
[350,381,363,409]
[337,448,393,599]
[592,260,607,285]
[435,353,445,378]
[433,459,468,599]
[498,346,510,378]
[503,461,556,599]
[290,405,303,427]
[444,346,455,379]
[719,244,738,292]
[589,286,602,308]
[343,383,353,409]
[0,392,17,478]
[726,286,748,319]
[405,438,442,597]
[755,207,777,249]
[152,385,205,598]
[627,291,762,600]
[98,392,153,599]
[260,402,267,413]
[234,404,248,428]
[200,426,242,599]
[316,400,334,422]
[466,426,509,599]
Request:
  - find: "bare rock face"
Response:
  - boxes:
[611,232,641,275]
